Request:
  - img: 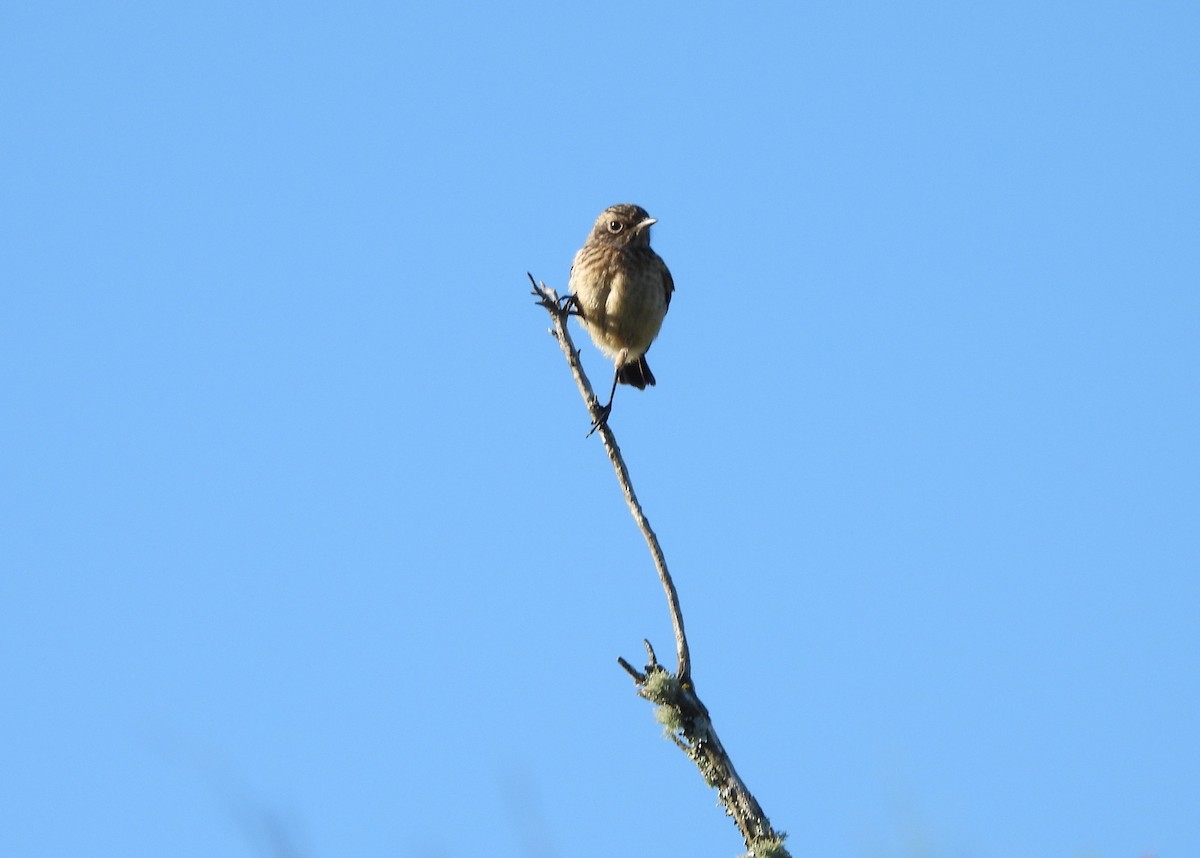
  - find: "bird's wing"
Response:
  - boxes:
[662,262,675,312]
[566,248,584,293]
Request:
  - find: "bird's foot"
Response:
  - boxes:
[558,293,584,318]
[586,402,612,437]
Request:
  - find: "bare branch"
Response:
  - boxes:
[530,275,790,858]
[529,274,690,681]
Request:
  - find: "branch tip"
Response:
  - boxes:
[617,656,646,684]
[642,639,659,670]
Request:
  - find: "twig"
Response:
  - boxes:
[530,274,789,858]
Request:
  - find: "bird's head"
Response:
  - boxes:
[588,203,657,249]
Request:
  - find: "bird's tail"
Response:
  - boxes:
[617,356,656,390]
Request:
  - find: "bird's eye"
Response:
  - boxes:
[607,220,623,233]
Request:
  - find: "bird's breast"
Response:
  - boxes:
[570,246,667,360]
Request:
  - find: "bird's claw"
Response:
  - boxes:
[558,293,584,318]
[586,402,612,437]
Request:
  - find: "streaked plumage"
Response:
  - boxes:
[568,204,674,429]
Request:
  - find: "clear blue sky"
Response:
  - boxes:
[3,2,1197,856]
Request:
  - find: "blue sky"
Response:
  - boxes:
[3,2,1198,856]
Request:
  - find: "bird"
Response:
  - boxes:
[566,203,674,433]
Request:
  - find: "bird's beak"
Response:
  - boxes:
[637,217,657,232]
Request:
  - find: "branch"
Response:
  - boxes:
[529,274,689,681]
[530,275,789,858]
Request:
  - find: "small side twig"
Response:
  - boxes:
[530,275,789,858]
